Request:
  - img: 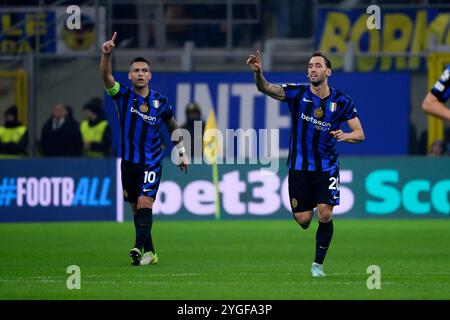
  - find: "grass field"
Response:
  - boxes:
[0,219,449,300]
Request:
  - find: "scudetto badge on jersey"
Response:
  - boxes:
[328,102,337,112]
[152,100,160,109]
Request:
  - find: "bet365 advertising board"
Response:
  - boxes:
[1,157,447,222]
[152,157,449,220]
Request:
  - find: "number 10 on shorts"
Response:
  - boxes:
[144,171,156,184]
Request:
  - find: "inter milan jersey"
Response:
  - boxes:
[106,81,174,164]
[281,83,359,172]
[431,65,450,103]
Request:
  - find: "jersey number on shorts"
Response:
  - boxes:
[328,177,340,191]
[144,171,156,184]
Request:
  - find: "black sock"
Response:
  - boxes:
[315,220,334,264]
[133,208,153,253]
[142,208,155,253]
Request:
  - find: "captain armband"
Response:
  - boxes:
[105,81,120,96]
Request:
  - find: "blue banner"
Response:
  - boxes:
[0,159,117,222]
[104,72,410,157]
[316,7,450,71]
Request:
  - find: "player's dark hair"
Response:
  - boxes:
[309,52,332,69]
[129,57,151,68]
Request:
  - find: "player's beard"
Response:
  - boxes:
[309,72,327,86]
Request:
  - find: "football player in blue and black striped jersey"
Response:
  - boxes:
[247,51,365,277]
[101,32,188,266]
[422,65,450,121]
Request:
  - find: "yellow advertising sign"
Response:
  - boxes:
[317,9,450,71]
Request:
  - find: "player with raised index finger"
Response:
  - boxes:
[247,50,365,277]
[100,32,189,266]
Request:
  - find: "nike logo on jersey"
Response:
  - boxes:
[333,195,339,199]
[143,188,152,192]
[303,98,313,103]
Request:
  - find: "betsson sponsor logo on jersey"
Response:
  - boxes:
[130,107,157,124]
[301,113,331,131]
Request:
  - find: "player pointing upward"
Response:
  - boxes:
[100,32,188,266]
[247,50,365,277]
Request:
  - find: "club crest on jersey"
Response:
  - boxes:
[152,100,160,109]
[140,104,149,113]
[328,102,337,112]
[314,107,324,118]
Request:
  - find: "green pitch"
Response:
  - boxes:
[0,219,449,299]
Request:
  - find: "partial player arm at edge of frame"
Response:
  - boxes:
[422,92,450,121]
[165,116,189,174]
[254,71,286,101]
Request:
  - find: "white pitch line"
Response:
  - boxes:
[330,272,450,276]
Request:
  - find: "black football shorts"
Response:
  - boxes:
[121,159,163,203]
[288,168,340,212]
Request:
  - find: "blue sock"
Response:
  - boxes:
[315,220,334,264]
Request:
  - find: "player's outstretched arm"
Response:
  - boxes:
[422,92,450,121]
[330,117,365,144]
[165,116,188,174]
[246,50,285,101]
[100,32,117,90]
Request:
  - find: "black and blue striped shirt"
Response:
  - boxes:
[281,83,359,172]
[431,65,450,103]
[106,81,174,164]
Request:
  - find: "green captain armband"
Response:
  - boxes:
[105,81,120,96]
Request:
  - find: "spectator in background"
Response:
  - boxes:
[80,98,111,157]
[232,4,260,47]
[445,127,450,156]
[191,4,226,48]
[41,102,83,156]
[181,102,204,161]
[65,105,76,122]
[418,129,428,155]
[165,5,189,47]
[408,120,419,155]
[429,139,446,156]
[0,105,28,157]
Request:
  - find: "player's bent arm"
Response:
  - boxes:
[422,92,450,121]
[254,71,285,101]
[100,53,115,90]
[165,116,185,153]
[165,116,189,173]
[345,117,365,144]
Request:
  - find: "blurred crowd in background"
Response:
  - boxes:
[1,98,449,158]
[0,99,210,158]
[0,0,449,157]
